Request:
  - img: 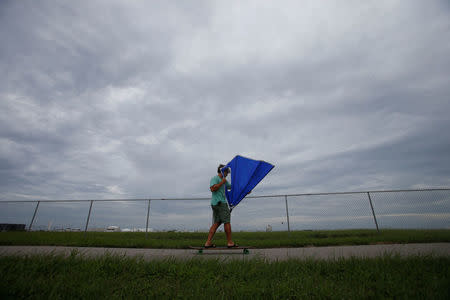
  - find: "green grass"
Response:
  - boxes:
[0,253,449,299]
[1,229,449,248]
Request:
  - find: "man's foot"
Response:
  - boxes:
[227,243,239,248]
[204,244,216,248]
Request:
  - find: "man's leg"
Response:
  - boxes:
[224,222,234,246]
[205,222,220,246]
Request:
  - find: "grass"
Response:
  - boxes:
[0,253,449,299]
[1,229,449,248]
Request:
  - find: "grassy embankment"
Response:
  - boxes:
[1,229,449,248]
[0,253,449,299]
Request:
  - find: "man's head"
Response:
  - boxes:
[217,164,230,177]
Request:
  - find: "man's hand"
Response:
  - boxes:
[210,178,227,192]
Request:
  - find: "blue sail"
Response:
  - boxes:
[222,155,274,210]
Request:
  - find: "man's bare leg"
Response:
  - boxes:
[224,223,234,246]
[205,222,220,246]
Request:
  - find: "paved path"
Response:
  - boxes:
[1,243,449,261]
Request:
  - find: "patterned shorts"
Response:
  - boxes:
[212,202,231,224]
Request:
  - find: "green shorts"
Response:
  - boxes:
[212,202,231,224]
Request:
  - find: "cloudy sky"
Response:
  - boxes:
[1,1,449,230]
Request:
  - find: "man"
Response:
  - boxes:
[204,164,238,248]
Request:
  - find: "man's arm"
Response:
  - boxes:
[210,177,227,192]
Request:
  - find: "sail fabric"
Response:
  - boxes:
[222,155,274,210]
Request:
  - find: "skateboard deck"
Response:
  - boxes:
[189,246,252,254]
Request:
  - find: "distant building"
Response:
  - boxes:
[122,228,154,232]
[106,226,120,232]
[0,224,26,231]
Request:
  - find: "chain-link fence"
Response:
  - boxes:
[1,189,449,233]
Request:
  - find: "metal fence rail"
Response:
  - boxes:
[1,188,449,235]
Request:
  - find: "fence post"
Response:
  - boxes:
[145,199,151,239]
[28,201,40,231]
[285,195,291,233]
[84,200,93,236]
[367,192,379,232]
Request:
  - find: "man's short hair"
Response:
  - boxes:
[218,165,230,174]
[217,164,225,174]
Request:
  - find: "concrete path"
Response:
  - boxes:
[1,243,449,261]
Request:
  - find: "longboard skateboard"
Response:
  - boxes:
[189,246,252,254]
